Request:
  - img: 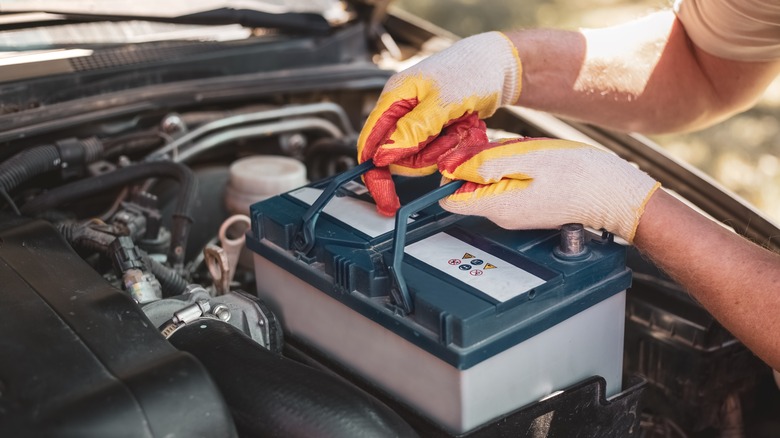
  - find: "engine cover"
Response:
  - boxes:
[0,216,236,438]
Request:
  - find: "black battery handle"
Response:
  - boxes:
[293,160,464,314]
[389,179,464,314]
[294,160,375,254]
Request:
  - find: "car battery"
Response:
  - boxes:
[246,162,631,434]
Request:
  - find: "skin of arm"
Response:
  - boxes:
[506,11,780,134]
[507,10,780,366]
[634,189,780,370]
[511,10,780,367]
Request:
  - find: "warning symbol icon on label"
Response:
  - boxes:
[462,253,475,259]
[484,263,497,270]
[448,259,461,265]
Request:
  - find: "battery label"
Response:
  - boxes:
[288,187,409,238]
[405,232,545,302]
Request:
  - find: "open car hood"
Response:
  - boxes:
[0,0,349,26]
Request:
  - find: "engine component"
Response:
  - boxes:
[142,286,283,352]
[110,236,162,303]
[248,170,631,434]
[111,191,164,244]
[0,137,104,196]
[218,214,251,279]
[204,244,233,295]
[175,117,345,164]
[0,216,236,437]
[146,102,356,162]
[225,155,307,215]
[58,219,188,298]
[21,161,197,270]
[167,318,418,438]
[204,215,253,294]
[158,299,213,338]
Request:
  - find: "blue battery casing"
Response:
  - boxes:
[246,173,631,370]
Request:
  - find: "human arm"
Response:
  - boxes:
[634,190,780,369]
[508,11,780,134]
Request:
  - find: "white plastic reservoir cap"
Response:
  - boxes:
[225,155,307,214]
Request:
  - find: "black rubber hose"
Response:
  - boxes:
[0,145,59,194]
[0,138,103,194]
[22,161,197,269]
[143,254,188,297]
[168,320,419,438]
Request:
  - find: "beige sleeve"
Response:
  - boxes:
[674,0,780,61]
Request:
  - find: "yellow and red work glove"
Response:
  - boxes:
[437,138,661,243]
[357,31,523,216]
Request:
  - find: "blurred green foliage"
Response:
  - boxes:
[395,0,780,222]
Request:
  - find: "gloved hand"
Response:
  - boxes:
[361,113,489,216]
[437,137,661,242]
[358,31,523,216]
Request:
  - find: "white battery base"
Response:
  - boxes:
[253,251,625,434]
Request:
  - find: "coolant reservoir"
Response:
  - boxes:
[247,168,629,435]
[225,155,306,215]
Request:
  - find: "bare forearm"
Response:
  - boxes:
[506,11,780,134]
[634,190,780,369]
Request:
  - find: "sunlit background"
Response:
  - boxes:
[395,0,780,223]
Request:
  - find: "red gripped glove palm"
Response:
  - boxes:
[361,113,489,215]
[357,32,522,216]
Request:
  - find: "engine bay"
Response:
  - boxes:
[0,5,778,437]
